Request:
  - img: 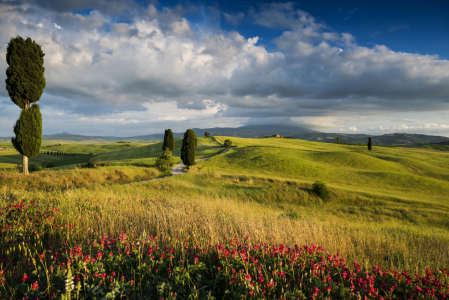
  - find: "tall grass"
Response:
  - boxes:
[4,173,448,275]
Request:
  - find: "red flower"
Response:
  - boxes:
[22,274,28,282]
[31,281,38,291]
[96,252,103,259]
[131,280,134,285]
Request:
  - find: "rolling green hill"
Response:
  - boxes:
[206,136,449,204]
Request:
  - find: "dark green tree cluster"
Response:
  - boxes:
[181,129,197,167]
[335,137,341,144]
[6,36,45,175]
[204,132,210,138]
[223,139,232,149]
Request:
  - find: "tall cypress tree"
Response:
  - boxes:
[6,36,46,175]
[162,129,175,152]
[180,129,197,167]
[368,137,372,151]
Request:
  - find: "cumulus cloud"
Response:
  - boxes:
[0,1,449,136]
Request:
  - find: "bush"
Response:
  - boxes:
[29,164,44,172]
[46,162,55,168]
[312,181,330,200]
[156,149,175,172]
[211,136,217,142]
[224,139,232,148]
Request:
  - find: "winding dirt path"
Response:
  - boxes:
[129,138,233,184]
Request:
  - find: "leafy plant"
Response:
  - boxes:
[312,181,330,200]
[155,149,175,172]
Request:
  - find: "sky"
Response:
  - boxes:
[0,0,449,137]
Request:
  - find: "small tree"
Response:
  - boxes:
[162,129,175,152]
[335,137,341,144]
[205,132,210,138]
[368,137,372,151]
[6,36,46,175]
[224,139,232,148]
[156,149,175,172]
[180,129,197,167]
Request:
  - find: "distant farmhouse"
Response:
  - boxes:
[272,134,283,138]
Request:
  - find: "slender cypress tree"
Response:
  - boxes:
[162,129,175,152]
[180,129,197,167]
[6,36,46,175]
[368,137,372,151]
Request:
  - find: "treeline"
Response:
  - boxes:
[40,151,92,156]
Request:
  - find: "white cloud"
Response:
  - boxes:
[0,1,448,136]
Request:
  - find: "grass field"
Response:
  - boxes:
[1,136,449,298]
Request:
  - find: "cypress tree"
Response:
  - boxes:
[180,129,197,167]
[6,36,45,175]
[162,129,175,152]
[368,137,372,151]
[11,104,42,166]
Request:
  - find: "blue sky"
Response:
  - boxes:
[0,0,449,137]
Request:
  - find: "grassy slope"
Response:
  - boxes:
[40,142,152,155]
[0,151,94,168]
[208,137,449,202]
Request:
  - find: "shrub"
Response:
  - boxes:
[155,149,175,172]
[211,136,217,142]
[280,209,301,220]
[46,162,55,168]
[29,164,44,172]
[205,132,210,137]
[312,181,330,200]
[224,139,232,148]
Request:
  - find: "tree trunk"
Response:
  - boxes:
[23,155,29,175]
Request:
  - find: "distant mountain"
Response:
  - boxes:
[2,126,448,145]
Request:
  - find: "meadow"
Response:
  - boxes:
[1,136,448,299]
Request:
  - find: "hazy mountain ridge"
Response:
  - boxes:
[1,126,448,145]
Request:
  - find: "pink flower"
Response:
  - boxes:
[96,252,103,259]
[131,280,134,285]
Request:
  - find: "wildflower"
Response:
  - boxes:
[22,274,28,282]
[31,281,38,291]
[131,280,134,285]
[96,252,103,259]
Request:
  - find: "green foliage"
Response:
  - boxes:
[155,149,175,172]
[211,136,217,142]
[5,36,46,110]
[29,164,44,172]
[11,104,42,158]
[181,129,197,166]
[204,132,210,137]
[368,137,372,151]
[162,129,175,152]
[223,139,232,148]
[335,137,341,144]
[312,181,330,200]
